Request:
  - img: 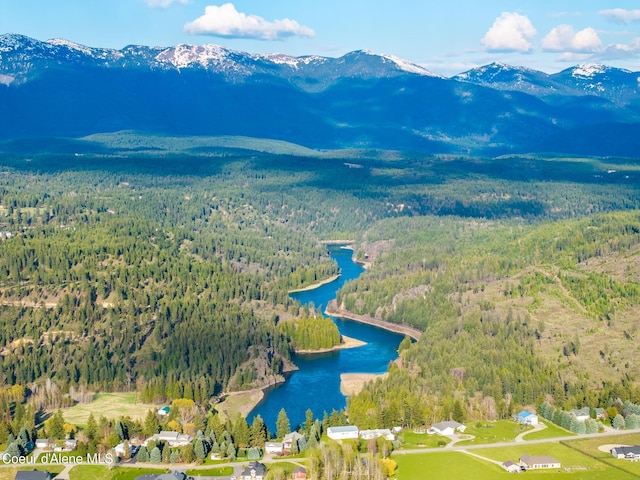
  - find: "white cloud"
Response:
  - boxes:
[599,8,640,24]
[144,0,189,8]
[184,3,315,40]
[481,12,537,52]
[542,25,602,53]
[598,38,640,59]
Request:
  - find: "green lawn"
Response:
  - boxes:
[455,420,532,446]
[565,433,640,477]
[399,430,451,449]
[185,466,234,476]
[522,420,575,441]
[68,465,169,480]
[394,451,508,480]
[394,448,639,480]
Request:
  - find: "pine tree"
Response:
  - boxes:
[137,445,149,462]
[304,409,314,434]
[250,415,268,448]
[150,446,161,463]
[194,438,207,459]
[276,408,290,439]
[85,413,98,441]
[144,410,159,437]
[48,410,66,440]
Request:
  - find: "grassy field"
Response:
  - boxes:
[394,447,640,480]
[400,430,451,449]
[185,466,234,476]
[454,420,532,446]
[395,451,507,480]
[60,393,159,426]
[68,465,169,480]
[522,420,575,441]
[566,433,640,477]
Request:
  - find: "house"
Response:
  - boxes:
[359,429,396,441]
[327,426,359,440]
[239,461,267,480]
[144,431,192,447]
[611,446,640,460]
[34,439,53,449]
[157,406,170,417]
[292,467,307,479]
[501,460,521,473]
[516,410,539,425]
[520,453,561,469]
[14,471,52,480]
[569,407,591,422]
[264,442,283,455]
[595,407,606,419]
[282,432,304,452]
[63,439,77,451]
[429,421,466,436]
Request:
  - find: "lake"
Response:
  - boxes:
[247,245,404,433]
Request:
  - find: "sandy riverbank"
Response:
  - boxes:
[288,274,341,293]
[326,300,422,340]
[215,389,265,420]
[341,372,389,396]
[295,334,366,354]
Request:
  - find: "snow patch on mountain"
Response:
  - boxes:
[361,50,440,77]
[572,63,608,78]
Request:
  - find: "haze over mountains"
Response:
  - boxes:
[1,33,640,156]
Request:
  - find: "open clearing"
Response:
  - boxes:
[60,392,158,425]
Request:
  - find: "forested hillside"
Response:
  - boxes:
[343,212,640,427]
[0,134,639,416]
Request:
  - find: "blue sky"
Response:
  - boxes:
[2,1,640,76]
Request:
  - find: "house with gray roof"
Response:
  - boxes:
[326,426,359,440]
[611,446,640,460]
[520,453,561,469]
[239,461,267,480]
[14,471,51,480]
[429,421,466,436]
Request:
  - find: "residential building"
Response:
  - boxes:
[429,421,466,436]
[611,446,640,460]
[359,429,396,441]
[516,410,539,425]
[135,471,193,480]
[520,453,561,469]
[157,407,170,417]
[501,460,521,473]
[327,426,359,440]
[239,461,267,480]
[144,431,192,447]
[292,467,307,479]
[569,407,591,422]
[14,471,51,480]
[264,442,283,455]
[282,432,304,452]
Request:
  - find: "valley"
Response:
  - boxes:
[0,133,640,479]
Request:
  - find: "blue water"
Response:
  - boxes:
[247,245,404,433]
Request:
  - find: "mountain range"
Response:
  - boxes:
[1,33,640,156]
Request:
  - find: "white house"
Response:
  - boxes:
[327,426,359,440]
[502,460,521,473]
[516,410,539,425]
[264,442,283,455]
[282,432,304,452]
[569,407,591,422]
[359,429,396,441]
[144,431,192,447]
[520,453,561,469]
[429,421,466,436]
[611,446,640,460]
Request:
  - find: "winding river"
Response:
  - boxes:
[247,245,404,432]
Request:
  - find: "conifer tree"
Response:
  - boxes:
[276,408,290,439]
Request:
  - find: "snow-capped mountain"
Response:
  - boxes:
[551,63,640,105]
[0,33,439,87]
[1,33,640,156]
[455,61,640,106]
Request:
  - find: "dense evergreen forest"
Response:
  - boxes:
[1,133,640,423]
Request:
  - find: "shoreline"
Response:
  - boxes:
[325,300,422,340]
[288,274,340,293]
[295,334,366,354]
[341,372,388,396]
